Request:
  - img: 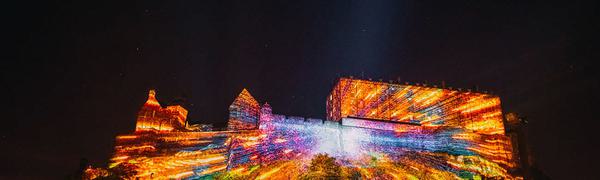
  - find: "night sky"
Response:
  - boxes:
[2,0,599,179]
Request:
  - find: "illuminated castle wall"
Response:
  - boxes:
[100,78,521,179]
[327,78,505,135]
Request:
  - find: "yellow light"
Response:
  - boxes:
[256,166,282,180]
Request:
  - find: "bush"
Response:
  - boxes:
[301,153,341,179]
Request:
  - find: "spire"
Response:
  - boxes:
[261,102,272,115]
[144,89,161,107]
[240,88,252,97]
[233,88,258,106]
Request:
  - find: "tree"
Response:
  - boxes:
[302,153,341,179]
[105,162,138,179]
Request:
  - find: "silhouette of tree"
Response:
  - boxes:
[104,163,138,179]
[301,153,341,179]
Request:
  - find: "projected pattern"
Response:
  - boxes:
[327,78,505,135]
[102,78,519,179]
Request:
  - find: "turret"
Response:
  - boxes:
[227,89,260,130]
[144,89,161,108]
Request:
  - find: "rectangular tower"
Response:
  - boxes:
[327,78,505,135]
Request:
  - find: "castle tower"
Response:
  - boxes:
[259,102,273,130]
[135,89,188,132]
[260,102,272,122]
[227,89,260,130]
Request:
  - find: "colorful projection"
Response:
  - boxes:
[135,90,188,132]
[87,78,521,179]
[327,78,505,135]
[227,89,260,131]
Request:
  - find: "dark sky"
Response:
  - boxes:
[2,0,598,179]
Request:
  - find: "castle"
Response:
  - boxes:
[89,78,522,179]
